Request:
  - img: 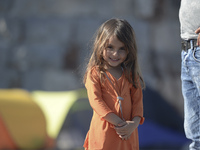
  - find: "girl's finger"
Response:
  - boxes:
[116,131,126,136]
[117,121,127,127]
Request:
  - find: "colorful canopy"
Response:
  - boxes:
[31,88,87,139]
[0,89,47,149]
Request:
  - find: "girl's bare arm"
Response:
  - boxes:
[103,112,126,127]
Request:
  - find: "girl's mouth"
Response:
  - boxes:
[110,57,119,62]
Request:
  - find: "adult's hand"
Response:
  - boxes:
[195,27,200,46]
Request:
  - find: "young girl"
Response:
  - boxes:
[83,18,145,150]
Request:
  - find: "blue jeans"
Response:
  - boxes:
[181,41,200,150]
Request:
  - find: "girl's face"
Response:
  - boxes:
[103,35,128,69]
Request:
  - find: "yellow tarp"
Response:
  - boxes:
[31,88,87,139]
[0,89,47,149]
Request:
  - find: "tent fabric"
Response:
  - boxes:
[0,88,88,149]
[0,89,48,149]
[31,88,87,139]
[0,114,17,149]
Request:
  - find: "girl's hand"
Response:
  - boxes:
[114,117,141,140]
[116,121,127,127]
[195,27,200,46]
[115,121,138,140]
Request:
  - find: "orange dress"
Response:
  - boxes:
[83,67,144,150]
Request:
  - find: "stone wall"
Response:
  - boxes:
[0,0,183,115]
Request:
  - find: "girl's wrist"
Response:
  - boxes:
[132,116,141,127]
[116,120,126,127]
[132,116,141,122]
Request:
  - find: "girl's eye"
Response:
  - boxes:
[107,46,113,49]
[106,46,114,52]
[119,48,126,52]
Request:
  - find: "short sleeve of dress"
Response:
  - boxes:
[85,67,113,118]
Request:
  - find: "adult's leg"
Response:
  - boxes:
[181,48,200,150]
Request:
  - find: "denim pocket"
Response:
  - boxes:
[193,47,200,62]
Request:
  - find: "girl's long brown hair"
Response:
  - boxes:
[83,18,145,89]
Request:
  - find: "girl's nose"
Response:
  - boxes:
[112,50,119,56]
